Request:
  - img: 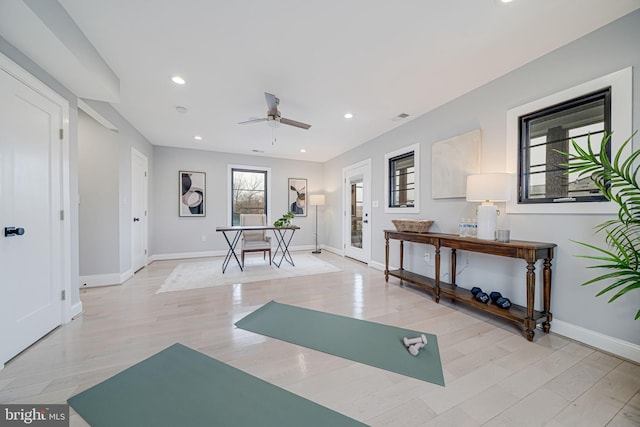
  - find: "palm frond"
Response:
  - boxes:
[559,131,640,319]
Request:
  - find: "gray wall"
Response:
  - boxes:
[80,100,154,277]
[78,110,119,276]
[323,10,640,346]
[152,147,325,256]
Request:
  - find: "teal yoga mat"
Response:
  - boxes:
[235,301,445,386]
[68,343,366,427]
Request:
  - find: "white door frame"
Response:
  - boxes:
[0,52,74,324]
[343,159,372,264]
[131,147,148,272]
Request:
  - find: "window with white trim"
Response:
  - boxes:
[506,67,632,215]
[385,143,420,213]
[229,166,270,225]
[518,88,611,204]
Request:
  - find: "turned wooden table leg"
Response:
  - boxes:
[434,243,441,303]
[451,248,457,287]
[524,260,536,341]
[542,255,553,333]
[384,233,389,282]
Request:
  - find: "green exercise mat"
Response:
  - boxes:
[68,343,366,427]
[235,301,445,386]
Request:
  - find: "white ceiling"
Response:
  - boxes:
[4,1,640,162]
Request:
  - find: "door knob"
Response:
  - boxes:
[5,227,25,237]
[133,217,140,222]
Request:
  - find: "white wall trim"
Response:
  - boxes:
[550,319,639,364]
[226,164,272,224]
[79,269,133,288]
[368,260,386,271]
[384,142,420,214]
[78,99,118,131]
[0,51,76,324]
[506,66,633,215]
[70,302,83,319]
[322,245,344,257]
[80,273,122,288]
[148,245,316,263]
[121,269,133,284]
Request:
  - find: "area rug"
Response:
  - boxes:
[235,301,445,386]
[157,253,342,294]
[68,343,366,427]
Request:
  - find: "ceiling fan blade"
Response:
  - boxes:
[238,117,268,125]
[280,117,311,130]
[264,92,278,112]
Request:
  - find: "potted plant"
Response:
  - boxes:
[561,131,639,319]
[273,212,294,228]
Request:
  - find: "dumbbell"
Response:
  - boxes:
[408,342,424,356]
[403,334,428,348]
[489,291,512,309]
[471,287,490,303]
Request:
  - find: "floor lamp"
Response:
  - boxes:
[309,194,325,253]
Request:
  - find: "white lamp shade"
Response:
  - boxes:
[309,194,326,206]
[466,173,512,202]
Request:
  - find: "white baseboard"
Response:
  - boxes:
[369,260,386,271]
[552,319,640,364]
[148,250,225,263]
[70,301,83,319]
[79,269,133,288]
[148,245,317,264]
[322,245,344,257]
[80,273,121,288]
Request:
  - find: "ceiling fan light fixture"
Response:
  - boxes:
[267,116,281,128]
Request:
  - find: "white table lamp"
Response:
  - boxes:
[309,194,326,253]
[466,174,511,240]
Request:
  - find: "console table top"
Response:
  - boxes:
[384,230,556,250]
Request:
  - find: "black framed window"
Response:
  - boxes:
[518,87,611,204]
[231,168,267,225]
[388,151,415,208]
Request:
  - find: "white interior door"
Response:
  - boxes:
[344,160,371,263]
[131,148,148,273]
[0,68,64,367]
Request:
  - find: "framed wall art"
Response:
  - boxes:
[179,171,206,217]
[288,178,307,216]
[431,129,482,199]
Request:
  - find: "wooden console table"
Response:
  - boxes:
[384,230,556,341]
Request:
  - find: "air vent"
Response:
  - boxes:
[392,113,410,122]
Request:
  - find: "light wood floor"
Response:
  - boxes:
[1,252,639,426]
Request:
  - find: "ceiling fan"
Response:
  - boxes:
[238,92,311,130]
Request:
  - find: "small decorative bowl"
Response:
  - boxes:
[391,219,434,233]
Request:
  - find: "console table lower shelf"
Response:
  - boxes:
[384,230,556,341]
[386,268,547,328]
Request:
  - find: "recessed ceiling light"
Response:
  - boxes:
[344,113,353,119]
[501,0,513,3]
[171,75,186,85]
[194,135,202,141]
[175,106,188,114]
[300,148,307,153]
